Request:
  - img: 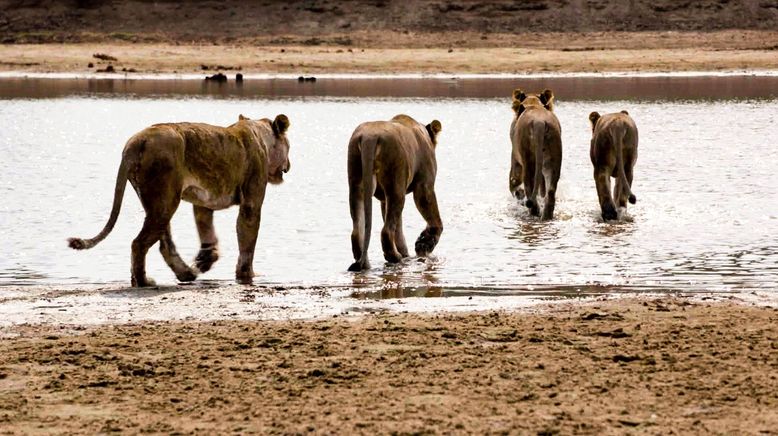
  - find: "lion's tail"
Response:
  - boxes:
[67,156,129,250]
[525,120,545,211]
[611,123,636,204]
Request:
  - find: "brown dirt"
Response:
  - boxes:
[1,297,776,434]
[2,33,778,75]
[1,1,778,74]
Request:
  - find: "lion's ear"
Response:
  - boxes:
[589,111,601,130]
[428,120,442,135]
[512,88,526,102]
[272,114,290,136]
[620,110,629,115]
[426,120,442,143]
[238,114,248,121]
[540,89,554,111]
[512,100,525,116]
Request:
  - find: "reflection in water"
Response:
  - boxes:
[351,258,443,299]
[0,265,49,285]
[588,220,636,239]
[508,218,561,247]
[1,95,777,299]
[3,75,778,100]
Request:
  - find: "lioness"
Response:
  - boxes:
[68,114,291,287]
[509,89,563,220]
[589,110,638,220]
[347,114,443,272]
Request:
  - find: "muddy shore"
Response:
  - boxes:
[1,296,776,434]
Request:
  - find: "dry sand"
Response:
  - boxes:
[2,37,778,76]
[1,296,776,434]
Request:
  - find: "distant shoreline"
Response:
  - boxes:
[2,70,778,80]
[2,36,778,76]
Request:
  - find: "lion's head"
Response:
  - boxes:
[511,88,555,116]
[240,114,291,185]
[268,114,291,184]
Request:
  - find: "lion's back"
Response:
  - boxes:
[123,122,248,190]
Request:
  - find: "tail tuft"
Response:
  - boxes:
[629,194,637,204]
[68,238,91,250]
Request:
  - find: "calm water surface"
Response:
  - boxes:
[1,89,777,297]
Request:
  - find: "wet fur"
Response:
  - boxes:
[589,111,639,221]
[509,88,563,220]
[68,114,291,287]
[347,114,443,271]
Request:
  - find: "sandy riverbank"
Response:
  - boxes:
[2,30,778,76]
[1,296,776,434]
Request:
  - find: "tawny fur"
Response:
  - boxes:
[508,88,563,220]
[589,110,639,221]
[68,114,291,287]
[347,114,443,271]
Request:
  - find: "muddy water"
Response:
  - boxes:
[1,80,777,302]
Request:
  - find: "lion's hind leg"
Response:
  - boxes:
[614,176,626,209]
[594,168,617,221]
[131,217,165,287]
[130,162,184,287]
[394,215,410,258]
[509,159,524,200]
[541,160,560,221]
[347,144,372,272]
[522,156,540,217]
[381,199,410,259]
[614,160,635,209]
[380,188,405,263]
[349,173,367,268]
[160,226,198,282]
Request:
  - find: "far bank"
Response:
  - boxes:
[1,30,777,76]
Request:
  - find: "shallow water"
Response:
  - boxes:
[1,88,777,299]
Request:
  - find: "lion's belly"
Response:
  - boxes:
[181,177,237,210]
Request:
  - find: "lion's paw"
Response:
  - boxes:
[348,260,370,272]
[176,269,198,283]
[131,276,157,288]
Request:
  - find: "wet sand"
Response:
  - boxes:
[1,296,776,434]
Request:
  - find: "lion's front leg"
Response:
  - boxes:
[193,205,220,273]
[235,202,262,284]
[413,186,443,257]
